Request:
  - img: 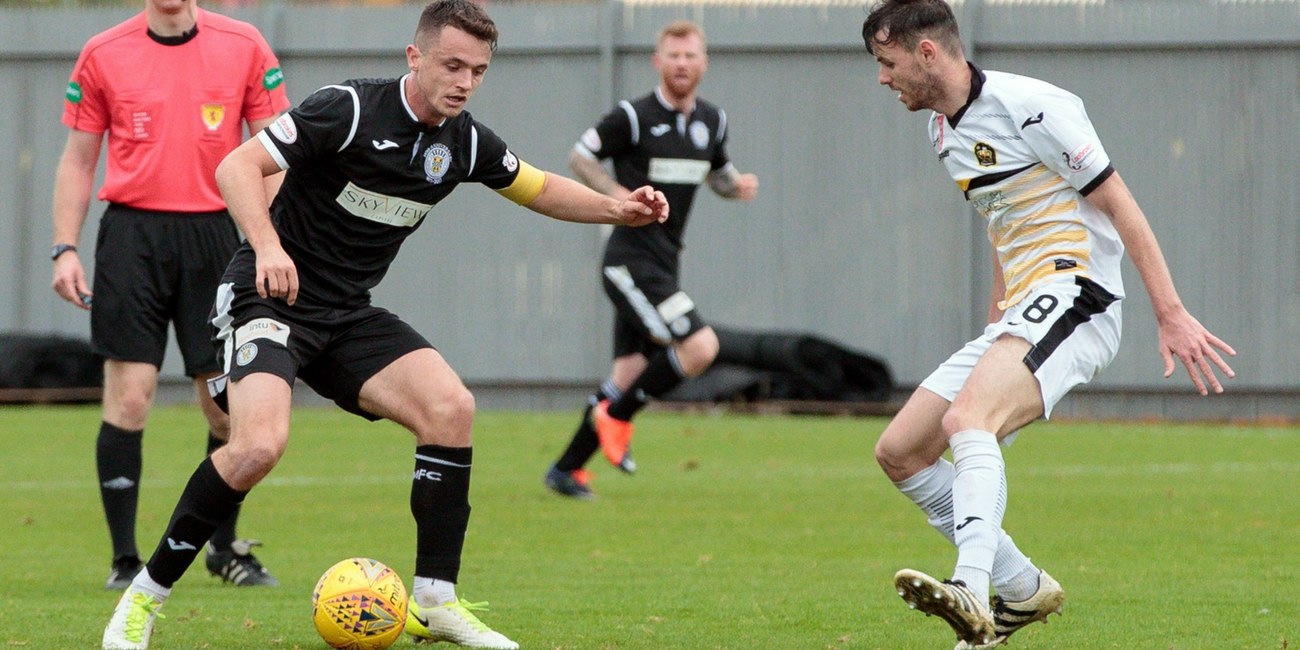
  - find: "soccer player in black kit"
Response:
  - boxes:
[544,21,759,499]
[100,2,668,649]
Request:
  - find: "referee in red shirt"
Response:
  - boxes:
[51,0,290,590]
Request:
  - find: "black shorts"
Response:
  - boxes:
[207,283,433,420]
[602,262,706,359]
[91,204,239,377]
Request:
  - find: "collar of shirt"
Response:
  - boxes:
[949,62,988,128]
[654,85,695,117]
[399,74,448,129]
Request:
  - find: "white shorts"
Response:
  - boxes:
[919,275,1123,420]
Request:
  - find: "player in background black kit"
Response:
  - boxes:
[100,2,668,649]
[544,21,759,500]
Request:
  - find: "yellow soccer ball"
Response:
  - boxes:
[311,558,408,649]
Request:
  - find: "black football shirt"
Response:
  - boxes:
[227,74,523,307]
[578,89,732,271]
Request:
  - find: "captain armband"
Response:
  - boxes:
[494,161,546,206]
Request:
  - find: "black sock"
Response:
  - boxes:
[97,422,143,562]
[205,432,240,552]
[412,445,472,582]
[145,456,247,588]
[606,349,687,421]
[554,389,612,472]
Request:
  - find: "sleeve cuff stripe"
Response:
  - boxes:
[1080,164,1115,197]
[257,131,290,171]
[573,143,598,160]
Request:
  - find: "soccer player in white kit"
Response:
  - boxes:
[861,0,1236,647]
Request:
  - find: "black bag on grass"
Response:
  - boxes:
[0,333,103,389]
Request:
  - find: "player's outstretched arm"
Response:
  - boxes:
[216,138,299,305]
[1084,172,1236,395]
[518,171,668,227]
[569,148,632,201]
[50,128,103,310]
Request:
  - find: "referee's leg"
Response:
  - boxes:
[97,360,159,586]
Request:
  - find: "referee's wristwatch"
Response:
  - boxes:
[51,244,78,261]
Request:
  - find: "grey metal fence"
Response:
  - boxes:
[2,1,1296,416]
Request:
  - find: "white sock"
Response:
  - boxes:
[413,576,457,607]
[131,568,171,602]
[893,458,957,545]
[894,457,1040,601]
[950,430,1006,605]
[991,537,1041,602]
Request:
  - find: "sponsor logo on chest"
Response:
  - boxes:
[971,189,1009,217]
[648,158,711,185]
[336,181,433,228]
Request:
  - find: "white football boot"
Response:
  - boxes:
[406,596,519,649]
[102,586,164,649]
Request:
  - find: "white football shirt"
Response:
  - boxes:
[929,65,1125,309]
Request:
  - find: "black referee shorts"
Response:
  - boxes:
[91,204,239,377]
[602,262,706,359]
[207,284,434,421]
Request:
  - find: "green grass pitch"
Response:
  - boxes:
[1,405,1296,649]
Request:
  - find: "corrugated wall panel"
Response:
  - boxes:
[1,2,1295,391]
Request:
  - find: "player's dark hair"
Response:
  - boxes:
[416,0,498,52]
[862,0,962,57]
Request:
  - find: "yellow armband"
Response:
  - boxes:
[494,161,546,206]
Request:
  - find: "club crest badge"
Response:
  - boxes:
[201,104,225,131]
[235,342,258,366]
[974,142,997,167]
[424,143,452,184]
[689,121,710,149]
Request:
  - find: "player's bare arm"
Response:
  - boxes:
[1084,172,1236,394]
[524,172,668,226]
[247,115,287,204]
[705,164,759,202]
[987,251,1007,324]
[50,128,104,310]
[568,148,632,201]
[215,138,300,305]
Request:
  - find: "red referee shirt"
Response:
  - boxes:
[63,8,290,212]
